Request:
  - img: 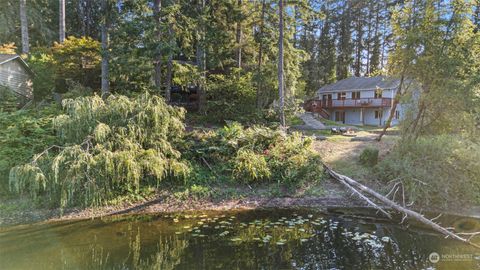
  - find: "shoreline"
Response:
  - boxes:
[3,192,480,228]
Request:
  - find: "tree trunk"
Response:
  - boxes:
[85,0,92,37]
[324,164,480,249]
[354,17,363,77]
[376,74,405,141]
[59,0,66,43]
[196,0,206,113]
[256,0,266,109]
[20,0,29,54]
[78,0,86,36]
[153,0,162,92]
[165,22,174,103]
[278,0,285,127]
[235,0,242,69]
[101,0,110,95]
[365,7,373,75]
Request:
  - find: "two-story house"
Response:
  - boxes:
[308,76,404,126]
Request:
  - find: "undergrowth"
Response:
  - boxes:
[8,94,324,210]
[375,135,480,207]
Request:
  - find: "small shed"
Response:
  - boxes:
[0,54,34,101]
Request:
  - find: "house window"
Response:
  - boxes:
[352,91,361,99]
[375,110,383,119]
[374,89,383,98]
[395,110,400,119]
[337,92,346,100]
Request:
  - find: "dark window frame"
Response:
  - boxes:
[352,91,361,99]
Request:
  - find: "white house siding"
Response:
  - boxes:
[0,59,33,99]
[315,76,412,127]
[327,107,403,126]
[345,109,362,125]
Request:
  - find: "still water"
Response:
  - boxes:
[1,208,480,269]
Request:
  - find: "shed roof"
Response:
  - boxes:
[317,76,400,93]
[0,54,34,75]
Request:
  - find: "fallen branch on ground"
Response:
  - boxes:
[323,163,480,249]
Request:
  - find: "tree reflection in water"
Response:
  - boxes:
[2,209,480,269]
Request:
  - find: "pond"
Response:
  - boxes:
[1,208,480,269]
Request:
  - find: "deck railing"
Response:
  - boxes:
[320,98,392,108]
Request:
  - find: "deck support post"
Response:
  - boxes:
[360,108,364,125]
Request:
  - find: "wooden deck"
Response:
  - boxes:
[305,98,392,111]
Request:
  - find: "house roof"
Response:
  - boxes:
[317,76,400,93]
[0,54,34,75]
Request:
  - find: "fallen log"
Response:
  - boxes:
[323,163,480,249]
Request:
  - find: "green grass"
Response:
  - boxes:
[320,119,351,127]
[287,115,304,126]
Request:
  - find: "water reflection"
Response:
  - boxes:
[1,209,479,269]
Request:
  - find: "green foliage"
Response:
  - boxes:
[233,149,271,182]
[359,147,379,167]
[9,93,190,209]
[174,184,212,200]
[51,36,101,92]
[187,122,323,185]
[390,0,480,137]
[204,71,260,124]
[0,86,19,112]
[0,105,59,195]
[375,136,480,207]
[28,47,55,100]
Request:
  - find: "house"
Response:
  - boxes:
[307,76,405,126]
[0,54,34,102]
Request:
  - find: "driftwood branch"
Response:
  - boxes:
[327,166,392,219]
[323,163,480,249]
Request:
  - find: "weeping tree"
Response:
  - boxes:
[9,93,190,209]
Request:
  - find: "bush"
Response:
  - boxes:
[233,149,271,182]
[0,86,19,112]
[28,48,56,100]
[204,71,260,124]
[186,122,323,185]
[51,36,101,92]
[0,105,59,195]
[8,96,323,209]
[375,136,480,207]
[359,147,379,167]
[9,93,189,209]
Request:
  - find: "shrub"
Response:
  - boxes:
[51,36,101,92]
[0,105,59,195]
[204,71,260,124]
[375,136,480,207]
[233,149,271,182]
[28,48,56,100]
[186,122,323,185]
[0,86,19,112]
[9,93,190,209]
[359,147,379,167]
